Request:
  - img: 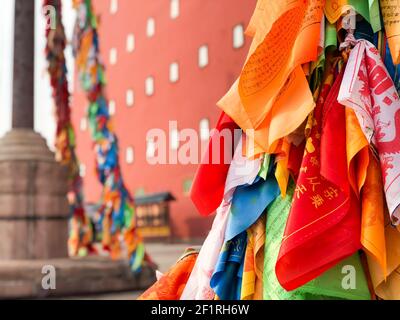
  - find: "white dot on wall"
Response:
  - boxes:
[109,48,118,65]
[233,24,245,49]
[79,164,86,177]
[126,89,135,107]
[170,0,180,19]
[146,138,156,159]
[126,147,135,164]
[170,129,180,150]
[169,62,179,83]
[110,0,118,14]
[109,100,116,115]
[126,33,135,52]
[80,117,87,131]
[198,45,209,68]
[200,118,210,141]
[146,17,155,38]
[145,77,155,96]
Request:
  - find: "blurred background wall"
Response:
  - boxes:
[0,0,256,242]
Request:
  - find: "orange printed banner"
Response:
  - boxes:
[218,0,323,157]
[380,0,400,64]
[238,0,323,129]
[361,151,387,278]
[367,212,400,300]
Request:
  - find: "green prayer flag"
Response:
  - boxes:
[325,20,337,50]
[349,0,370,25]
[258,154,271,180]
[368,0,382,33]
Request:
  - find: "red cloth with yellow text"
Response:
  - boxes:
[276,67,361,291]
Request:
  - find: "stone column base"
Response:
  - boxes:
[0,257,156,299]
[0,129,69,260]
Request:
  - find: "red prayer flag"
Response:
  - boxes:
[288,140,306,181]
[190,112,239,216]
[275,68,361,291]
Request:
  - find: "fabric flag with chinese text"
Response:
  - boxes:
[264,181,370,300]
[338,39,400,224]
[217,0,323,157]
[380,0,400,65]
[276,66,361,291]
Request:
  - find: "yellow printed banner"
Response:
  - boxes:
[380,0,400,64]
[368,215,400,300]
[361,151,386,278]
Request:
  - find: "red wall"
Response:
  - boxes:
[71,0,256,240]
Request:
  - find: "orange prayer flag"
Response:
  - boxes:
[238,0,323,129]
[219,66,315,158]
[138,249,198,300]
[244,0,266,38]
[345,107,370,195]
[361,150,387,278]
[241,214,265,300]
[324,0,354,24]
[367,211,400,300]
[380,0,400,64]
[218,0,323,158]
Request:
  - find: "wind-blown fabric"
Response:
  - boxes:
[138,249,198,300]
[345,108,370,195]
[324,0,381,33]
[225,170,280,242]
[181,138,261,300]
[361,150,387,277]
[217,0,323,158]
[382,35,400,92]
[367,217,400,300]
[338,39,400,224]
[180,202,230,300]
[210,232,247,300]
[241,214,266,300]
[223,136,263,203]
[137,0,400,301]
[276,67,361,291]
[190,112,239,216]
[72,0,144,271]
[43,0,93,256]
[264,182,370,300]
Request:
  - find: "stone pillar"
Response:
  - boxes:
[0,1,155,299]
[12,0,35,129]
[0,0,69,260]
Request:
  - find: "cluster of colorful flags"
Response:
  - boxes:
[44,0,148,272]
[43,0,93,257]
[71,0,147,272]
[140,0,400,300]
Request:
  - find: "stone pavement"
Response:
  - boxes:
[64,242,197,300]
